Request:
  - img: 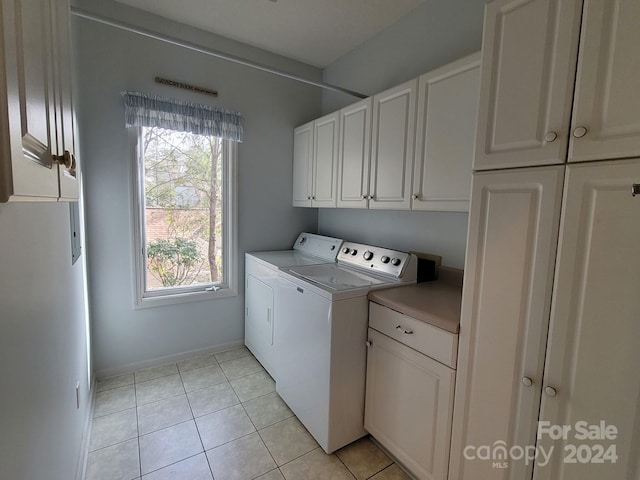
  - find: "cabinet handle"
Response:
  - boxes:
[522,377,533,387]
[366,340,372,347]
[573,126,588,138]
[544,131,558,142]
[544,386,558,397]
[395,325,413,335]
[52,150,76,173]
[632,184,640,197]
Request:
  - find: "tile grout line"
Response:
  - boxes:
[177,364,216,479]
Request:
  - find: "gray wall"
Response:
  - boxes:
[0,203,91,480]
[318,0,485,268]
[73,0,321,374]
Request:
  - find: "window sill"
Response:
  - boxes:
[135,286,237,309]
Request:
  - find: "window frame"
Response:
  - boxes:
[129,127,238,309]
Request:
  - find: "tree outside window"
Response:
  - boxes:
[141,126,224,290]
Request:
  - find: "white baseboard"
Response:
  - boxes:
[94,340,245,379]
[75,374,96,480]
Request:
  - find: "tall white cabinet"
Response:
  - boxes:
[450,166,565,480]
[451,0,640,478]
[0,0,78,202]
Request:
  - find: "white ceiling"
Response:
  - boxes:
[114,0,426,68]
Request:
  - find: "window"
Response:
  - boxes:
[124,92,242,307]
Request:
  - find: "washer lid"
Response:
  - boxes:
[287,264,389,291]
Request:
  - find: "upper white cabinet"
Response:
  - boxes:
[568,0,640,163]
[475,0,640,170]
[474,0,583,170]
[292,121,313,207]
[369,79,417,210]
[312,112,339,207]
[0,0,78,202]
[292,113,339,208]
[413,53,480,212]
[337,98,372,209]
[294,54,481,211]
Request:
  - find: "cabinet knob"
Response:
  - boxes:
[366,340,372,348]
[411,193,419,200]
[307,196,311,200]
[52,150,76,172]
[544,386,558,397]
[544,131,558,142]
[632,184,640,197]
[368,195,374,200]
[522,377,533,387]
[573,126,588,138]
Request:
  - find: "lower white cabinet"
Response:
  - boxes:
[366,319,455,480]
[450,159,640,479]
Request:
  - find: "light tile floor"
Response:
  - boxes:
[87,346,410,480]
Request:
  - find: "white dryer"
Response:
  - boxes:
[274,242,417,453]
[244,233,343,378]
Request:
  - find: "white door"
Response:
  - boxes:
[337,98,372,209]
[369,79,417,210]
[292,121,313,207]
[449,166,565,480]
[412,53,480,212]
[534,159,640,480]
[365,328,455,480]
[244,274,274,377]
[312,112,339,207]
[1,0,59,201]
[473,0,583,170]
[568,0,640,163]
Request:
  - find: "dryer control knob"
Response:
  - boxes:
[381,255,390,264]
[363,251,374,261]
[391,258,401,266]
[342,247,350,254]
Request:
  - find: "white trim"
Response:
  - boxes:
[75,374,96,480]
[130,127,238,308]
[94,340,244,379]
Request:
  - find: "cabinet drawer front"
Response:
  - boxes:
[369,302,457,368]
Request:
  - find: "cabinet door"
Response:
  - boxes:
[474,0,582,170]
[568,0,640,163]
[245,274,275,375]
[311,112,339,207]
[0,0,59,201]
[413,53,480,212]
[369,79,417,210]
[534,159,640,480]
[292,121,313,207]
[449,166,564,480]
[337,98,371,209]
[51,0,78,201]
[365,328,455,480]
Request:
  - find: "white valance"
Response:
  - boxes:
[122,91,243,142]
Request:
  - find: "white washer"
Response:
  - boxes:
[274,242,417,453]
[244,233,343,379]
